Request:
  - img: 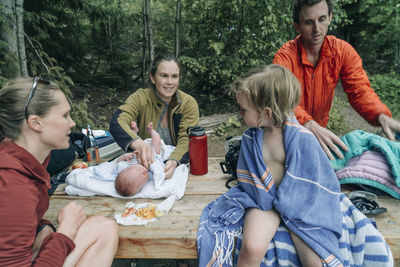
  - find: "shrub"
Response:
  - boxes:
[369,71,400,119]
[212,115,245,138]
[327,96,351,136]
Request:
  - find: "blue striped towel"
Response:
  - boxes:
[197,119,393,266]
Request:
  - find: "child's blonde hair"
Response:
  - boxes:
[230,64,301,126]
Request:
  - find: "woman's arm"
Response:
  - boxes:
[110,91,143,152]
[0,182,74,266]
[168,93,199,163]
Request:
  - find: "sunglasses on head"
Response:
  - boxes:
[24,76,51,119]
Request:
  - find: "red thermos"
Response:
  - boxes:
[187,126,208,175]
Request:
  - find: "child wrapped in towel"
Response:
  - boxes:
[196,65,393,266]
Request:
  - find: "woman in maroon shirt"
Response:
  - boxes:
[0,77,118,266]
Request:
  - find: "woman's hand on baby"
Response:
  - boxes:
[164,160,178,178]
[57,202,86,240]
[131,139,154,169]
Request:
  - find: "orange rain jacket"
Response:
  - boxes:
[273,35,391,127]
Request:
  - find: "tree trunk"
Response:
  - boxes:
[106,0,113,65]
[144,0,154,66]
[395,0,400,69]
[15,0,28,77]
[141,0,147,88]
[74,9,81,59]
[0,0,20,77]
[175,0,181,57]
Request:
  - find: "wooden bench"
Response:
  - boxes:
[43,157,400,260]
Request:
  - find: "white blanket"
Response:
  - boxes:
[65,164,188,199]
[65,140,189,199]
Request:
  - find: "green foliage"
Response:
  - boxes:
[213,115,245,137]
[180,0,294,115]
[330,0,358,30]
[24,0,140,89]
[341,0,400,71]
[327,96,351,136]
[70,96,97,130]
[369,72,400,118]
[0,0,398,131]
[0,41,20,80]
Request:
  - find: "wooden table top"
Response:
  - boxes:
[44,157,229,259]
[44,157,400,259]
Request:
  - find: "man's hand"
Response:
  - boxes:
[378,114,400,141]
[164,160,178,179]
[304,120,349,160]
[131,139,154,169]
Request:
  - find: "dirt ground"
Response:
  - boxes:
[333,84,381,135]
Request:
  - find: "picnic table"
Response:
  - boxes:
[43,157,400,260]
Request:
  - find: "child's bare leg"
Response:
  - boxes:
[131,121,139,134]
[62,216,118,267]
[146,122,161,154]
[290,231,323,267]
[237,208,280,267]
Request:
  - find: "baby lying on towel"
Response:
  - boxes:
[114,122,165,196]
[65,122,188,199]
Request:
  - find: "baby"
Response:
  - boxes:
[114,122,162,197]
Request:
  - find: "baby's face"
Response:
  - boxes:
[129,164,149,180]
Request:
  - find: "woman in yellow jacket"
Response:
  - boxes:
[110,54,199,178]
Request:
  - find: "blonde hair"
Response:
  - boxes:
[230,64,301,126]
[0,77,61,141]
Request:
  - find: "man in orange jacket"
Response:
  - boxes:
[273,0,400,160]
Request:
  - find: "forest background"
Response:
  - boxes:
[1,0,400,138]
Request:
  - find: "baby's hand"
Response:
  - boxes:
[117,152,136,163]
[127,152,137,162]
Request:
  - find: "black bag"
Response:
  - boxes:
[220,136,241,189]
[46,132,88,195]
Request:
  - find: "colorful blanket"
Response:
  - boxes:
[330,130,400,199]
[197,119,393,266]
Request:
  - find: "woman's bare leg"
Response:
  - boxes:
[63,216,119,267]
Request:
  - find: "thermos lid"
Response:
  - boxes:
[187,126,205,136]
